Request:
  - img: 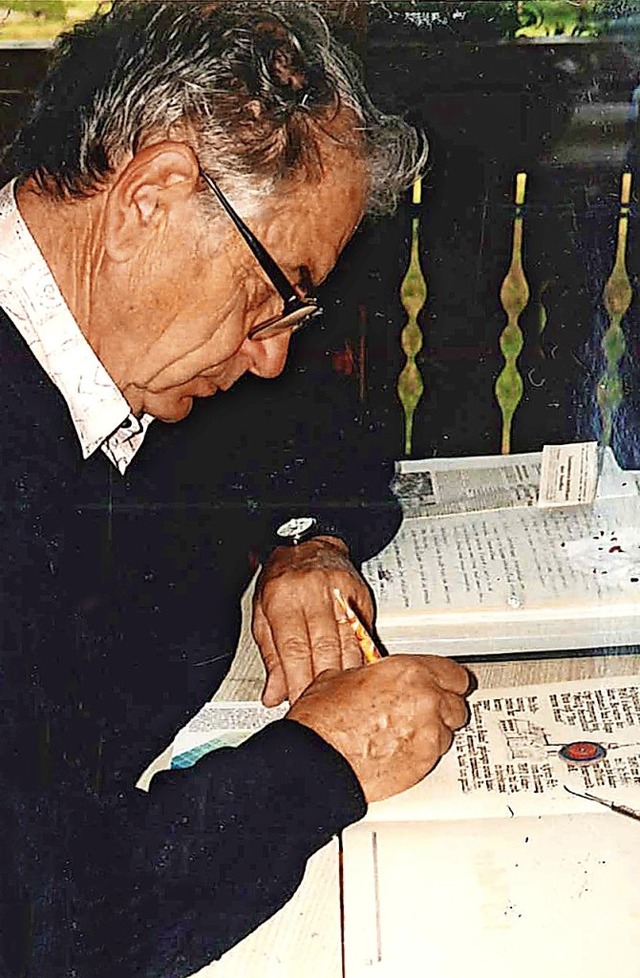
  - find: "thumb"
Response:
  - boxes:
[253,602,286,706]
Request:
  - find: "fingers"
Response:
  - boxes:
[305,601,347,668]
[439,688,470,731]
[252,602,288,706]
[413,654,471,696]
[287,658,470,803]
[254,590,354,705]
[262,604,314,704]
[407,658,470,733]
[262,668,287,708]
[267,591,358,701]
[334,585,375,670]
[314,595,370,672]
[336,616,364,671]
[253,541,467,722]
[435,723,454,759]
[254,566,373,702]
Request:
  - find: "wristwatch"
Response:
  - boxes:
[275,516,341,547]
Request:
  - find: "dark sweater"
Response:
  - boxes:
[0,308,368,978]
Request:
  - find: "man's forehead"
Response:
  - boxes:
[275,154,366,233]
[275,185,363,287]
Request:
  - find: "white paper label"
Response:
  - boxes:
[537,442,598,508]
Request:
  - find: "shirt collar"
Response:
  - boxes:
[0,179,153,473]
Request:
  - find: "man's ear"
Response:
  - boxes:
[104,141,200,262]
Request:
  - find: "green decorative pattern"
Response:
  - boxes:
[495,172,529,455]
[597,171,633,449]
[398,208,427,457]
[515,1,600,38]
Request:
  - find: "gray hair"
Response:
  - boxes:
[12,1,427,216]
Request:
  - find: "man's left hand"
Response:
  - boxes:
[252,537,373,706]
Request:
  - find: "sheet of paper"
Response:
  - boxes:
[212,571,266,702]
[364,493,640,655]
[537,440,598,507]
[171,701,288,764]
[390,446,633,519]
[136,576,270,787]
[391,451,542,517]
[365,674,640,823]
[343,813,640,978]
[166,575,287,762]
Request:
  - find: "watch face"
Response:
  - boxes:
[277,516,317,541]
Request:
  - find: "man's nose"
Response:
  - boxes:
[245,330,292,379]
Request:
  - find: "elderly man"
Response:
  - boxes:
[0,3,469,976]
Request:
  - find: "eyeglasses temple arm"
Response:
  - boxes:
[200,170,301,307]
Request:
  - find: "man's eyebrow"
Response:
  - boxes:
[297,265,315,294]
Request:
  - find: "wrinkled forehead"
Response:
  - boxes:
[265,121,368,281]
[270,164,366,286]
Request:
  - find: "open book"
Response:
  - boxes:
[363,447,640,656]
[342,674,640,978]
[136,575,640,978]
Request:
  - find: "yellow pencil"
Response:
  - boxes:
[333,588,384,663]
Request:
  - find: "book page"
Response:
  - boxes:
[212,571,266,702]
[367,495,640,618]
[171,701,288,765]
[166,574,287,761]
[366,674,640,823]
[391,451,542,517]
[136,575,271,786]
[391,446,632,518]
[343,813,640,978]
[364,494,640,655]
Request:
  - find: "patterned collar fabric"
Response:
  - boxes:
[0,179,154,474]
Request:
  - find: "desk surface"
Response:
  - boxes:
[187,588,639,977]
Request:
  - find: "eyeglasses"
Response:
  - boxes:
[199,169,322,341]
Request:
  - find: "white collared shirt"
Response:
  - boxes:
[0,179,153,474]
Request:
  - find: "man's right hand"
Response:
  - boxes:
[287,655,470,803]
